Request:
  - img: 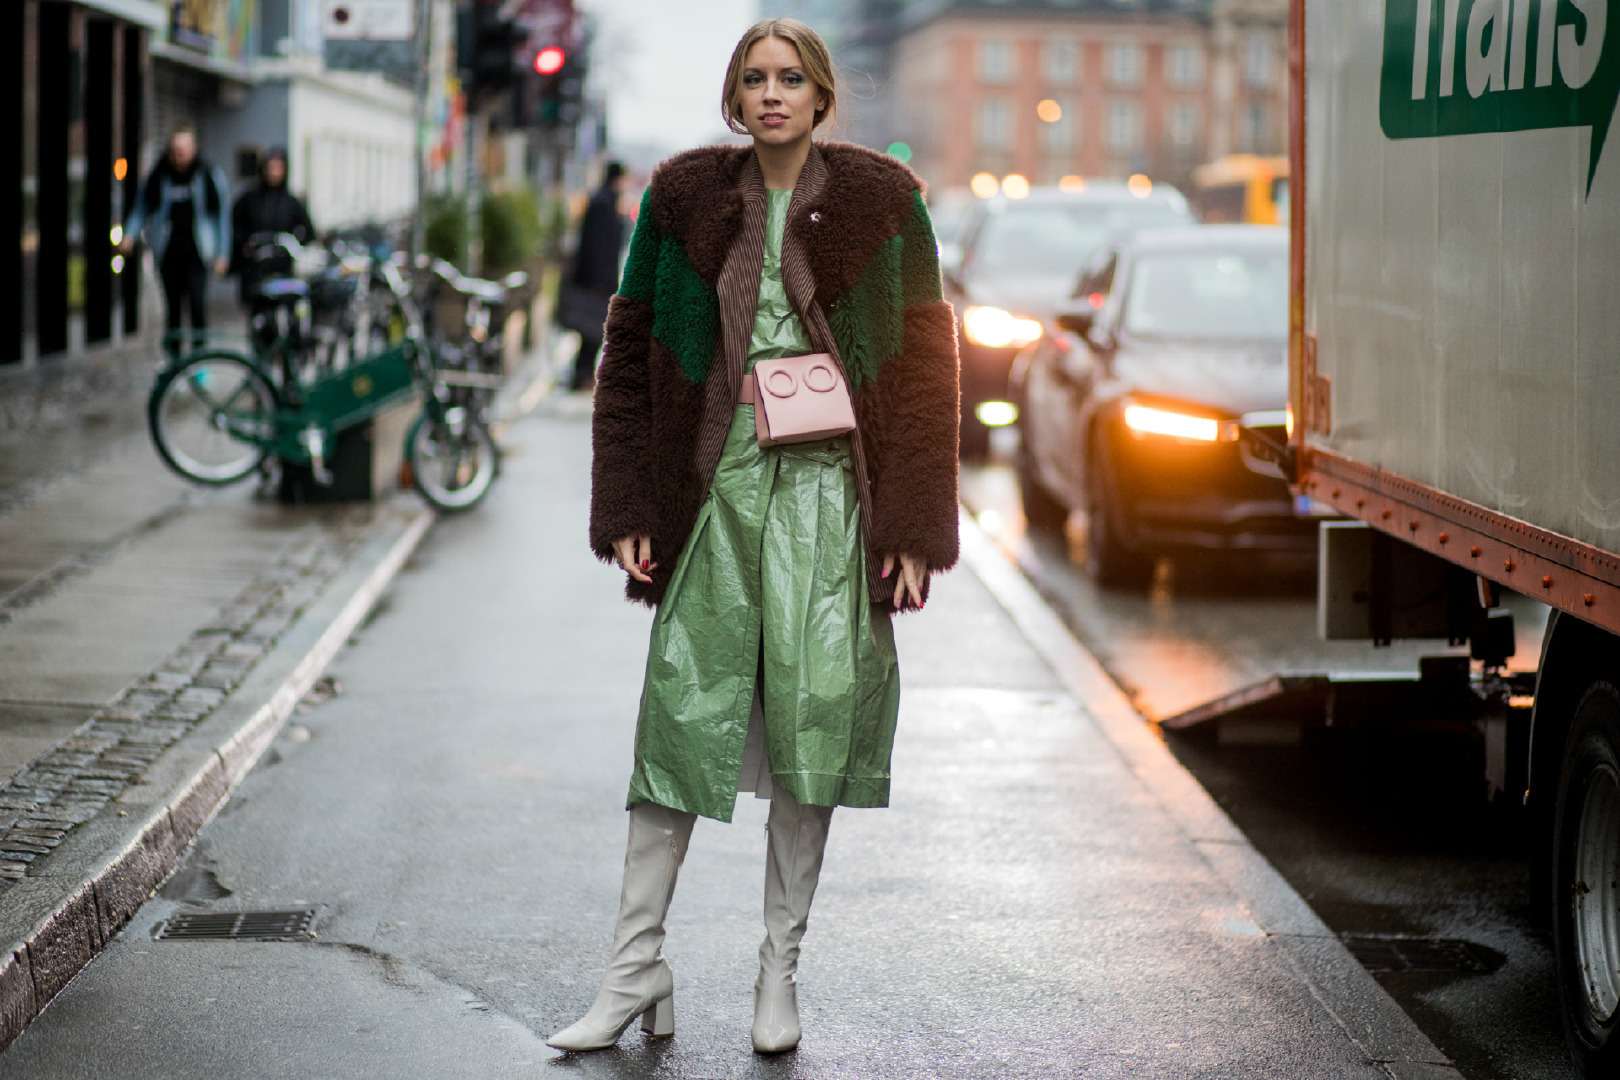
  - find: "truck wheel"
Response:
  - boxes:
[1018,439,1068,531]
[1085,430,1155,590]
[1553,680,1620,1077]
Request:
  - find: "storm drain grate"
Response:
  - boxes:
[154,909,318,941]
[1341,934,1505,974]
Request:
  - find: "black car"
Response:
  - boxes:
[944,183,1194,458]
[1011,225,1308,587]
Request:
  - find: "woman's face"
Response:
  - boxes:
[738,36,825,147]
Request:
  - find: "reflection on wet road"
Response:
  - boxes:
[961,457,1575,1080]
[960,463,1542,724]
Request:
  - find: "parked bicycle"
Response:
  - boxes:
[146,236,501,513]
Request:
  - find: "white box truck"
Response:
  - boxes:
[1287,0,1620,1071]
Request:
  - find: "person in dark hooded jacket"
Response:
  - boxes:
[230,147,315,302]
[564,161,627,390]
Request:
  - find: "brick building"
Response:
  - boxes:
[891,0,1287,194]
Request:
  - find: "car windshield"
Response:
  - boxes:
[971,202,1189,275]
[1122,248,1288,339]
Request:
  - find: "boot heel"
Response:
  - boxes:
[641,995,674,1038]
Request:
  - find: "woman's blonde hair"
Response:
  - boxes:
[721,18,836,136]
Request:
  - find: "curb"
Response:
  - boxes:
[956,512,1465,1080]
[0,506,434,1051]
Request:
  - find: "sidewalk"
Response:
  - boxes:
[0,402,1464,1078]
[0,318,563,1050]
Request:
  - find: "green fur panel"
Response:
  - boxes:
[830,233,903,389]
[618,188,660,305]
[651,236,721,383]
[899,190,944,308]
[617,188,721,384]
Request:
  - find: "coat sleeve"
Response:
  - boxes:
[292,195,315,244]
[588,186,661,563]
[212,167,233,265]
[122,172,153,240]
[863,190,961,574]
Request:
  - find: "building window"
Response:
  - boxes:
[980,39,1014,84]
[1166,43,1202,88]
[1246,30,1272,88]
[1242,103,1269,151]
[977,99,1011,150]
[1167,102,1200,148]
[1040,98,1075,151]
[1108,99,1142,153]
[1043,40,1079,85]
[1107,42,1141,87]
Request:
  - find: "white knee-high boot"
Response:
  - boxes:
[547,802,697,1051]
[753,788,834,1053]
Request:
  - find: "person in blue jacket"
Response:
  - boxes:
[118,121,232,340]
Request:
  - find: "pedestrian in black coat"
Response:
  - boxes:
[230,148,315,303]
[567,162,627,390]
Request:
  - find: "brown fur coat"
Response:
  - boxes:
[588,142,960,609]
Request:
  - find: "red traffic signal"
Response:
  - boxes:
[534,46,565,75]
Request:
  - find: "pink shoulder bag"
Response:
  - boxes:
[741,353,857,448]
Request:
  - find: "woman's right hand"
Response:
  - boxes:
[613,535,657,583]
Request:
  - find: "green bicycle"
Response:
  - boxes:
[147,242,500,513]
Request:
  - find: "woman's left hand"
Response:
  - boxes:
[882,553,927,610]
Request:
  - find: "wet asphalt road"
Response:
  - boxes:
[959,454,1576,1080]
[0,404,1421,1079]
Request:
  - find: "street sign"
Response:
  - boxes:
[323,0,412,41]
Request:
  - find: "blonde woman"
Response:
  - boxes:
[549,18,959,1054]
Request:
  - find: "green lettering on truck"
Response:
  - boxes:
[1381,0,1619,192]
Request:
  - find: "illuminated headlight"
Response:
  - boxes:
[975,401,1019,427]
[1122,404,1239,443]
[963,305,1043,349]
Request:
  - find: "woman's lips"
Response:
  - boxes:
[760,113,788,126]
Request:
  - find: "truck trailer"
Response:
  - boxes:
[1283,0,1620,1072]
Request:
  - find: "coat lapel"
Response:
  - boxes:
[692,155,767,495]
[780,145,829,358]
[781,144,890,604]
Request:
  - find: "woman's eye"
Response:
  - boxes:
[744,74,762,86]
[784,74,803,86]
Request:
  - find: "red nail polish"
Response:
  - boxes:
[641,560,650,571]
[882,567,891,578]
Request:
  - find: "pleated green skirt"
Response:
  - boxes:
[627,403,901,822]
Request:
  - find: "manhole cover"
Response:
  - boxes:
[154,909,318,941]
[1341,934,1505,974]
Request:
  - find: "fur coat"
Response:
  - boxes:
[588,141,960,609]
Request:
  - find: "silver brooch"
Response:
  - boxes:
[809,212,822,223]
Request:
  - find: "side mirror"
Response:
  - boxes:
[1054,309,1095,336]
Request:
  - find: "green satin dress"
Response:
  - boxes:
[627,188,902,823]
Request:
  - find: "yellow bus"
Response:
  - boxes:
[1190,155,1289,225]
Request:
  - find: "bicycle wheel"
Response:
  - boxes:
[405,407,498,513]
[149,352,279,485]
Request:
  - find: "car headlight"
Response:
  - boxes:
[963,305,1043,349]
[1122,403,1239,443]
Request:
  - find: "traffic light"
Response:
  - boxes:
[463,0,525,98]
[534,46,565,75]
[538,46,586,129]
